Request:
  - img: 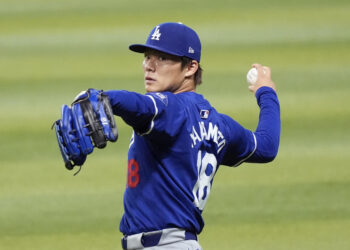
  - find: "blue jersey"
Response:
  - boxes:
[105,87,280,235]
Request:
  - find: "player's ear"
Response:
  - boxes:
[184,60,199,78]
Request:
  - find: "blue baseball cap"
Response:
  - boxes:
[129,22,201,62]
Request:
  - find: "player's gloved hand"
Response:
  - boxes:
[72,89,118,147]
[53,105,93,170]
[249,63,276,95]
[53,89,118,172]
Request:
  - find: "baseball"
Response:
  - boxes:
[246,68,258,85]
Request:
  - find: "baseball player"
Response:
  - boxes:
[55,22,280,249]
[101,22,281,249]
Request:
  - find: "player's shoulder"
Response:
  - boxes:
[146,92,171,106]
[176,91,209,105]
[146,91,208,107]
[175,92,227,123]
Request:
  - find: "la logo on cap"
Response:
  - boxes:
[151,26,161,40]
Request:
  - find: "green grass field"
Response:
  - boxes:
[1,0,350,249]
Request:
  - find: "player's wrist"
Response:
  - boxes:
[256,86,277,103]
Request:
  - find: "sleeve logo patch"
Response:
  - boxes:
[152,92,168,106]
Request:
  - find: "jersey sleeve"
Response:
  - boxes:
[220,114,257,166]
[143,92,186,139]
[104,90,185,139]
[104,90,157,134]
[248,87,281,163]
[221,86,280,166]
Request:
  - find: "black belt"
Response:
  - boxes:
[122,230,197,249]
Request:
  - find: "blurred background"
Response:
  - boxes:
[1,0,349,249]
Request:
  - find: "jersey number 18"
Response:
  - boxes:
[192,150,217,210]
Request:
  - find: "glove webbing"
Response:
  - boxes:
[80,99,107,149]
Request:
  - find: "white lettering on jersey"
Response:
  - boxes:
[199,122,207,140]
[190,122,226,153]
[151,26,161,40]
[192,150,217,210]
[206,122,218,143]
[217,130,226,153]
[190,126,201,148]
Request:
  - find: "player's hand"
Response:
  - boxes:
[249,63,276,95]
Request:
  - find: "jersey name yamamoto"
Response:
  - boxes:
[105,88,280,236]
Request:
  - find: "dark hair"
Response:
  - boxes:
[181,57,203,86]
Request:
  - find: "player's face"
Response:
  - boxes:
[142,50,188,93]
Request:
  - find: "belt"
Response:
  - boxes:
[122,228,197,250]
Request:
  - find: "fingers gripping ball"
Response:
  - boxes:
[246,67,267,85]
[246,68,258,85]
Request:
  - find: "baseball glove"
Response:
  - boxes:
[53,89,118,172]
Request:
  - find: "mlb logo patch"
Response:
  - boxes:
[200,110,210,119]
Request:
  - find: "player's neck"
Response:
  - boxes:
[173,78,196,94]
